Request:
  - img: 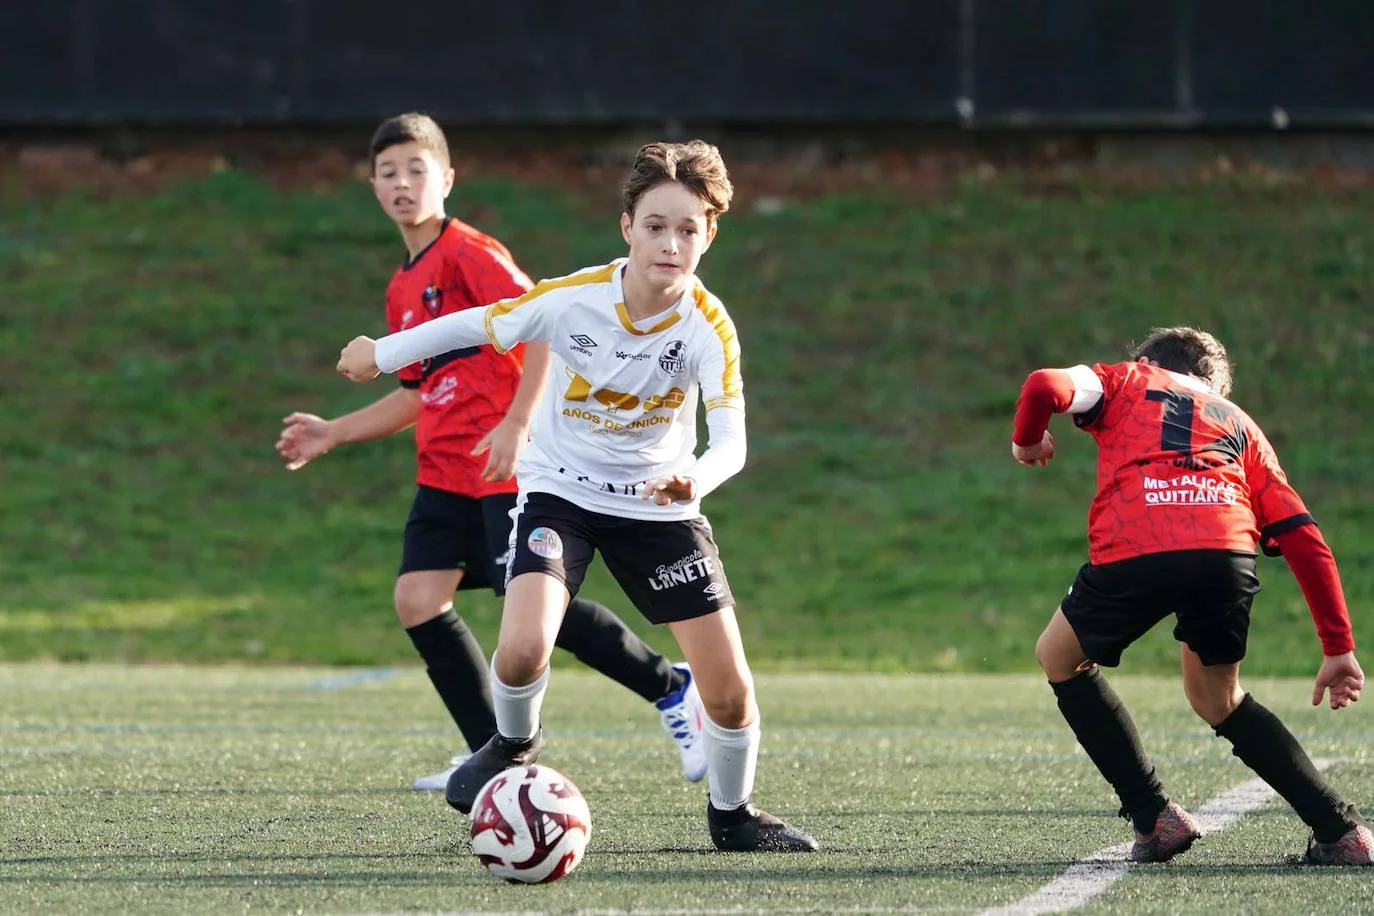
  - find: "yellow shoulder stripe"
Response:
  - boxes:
[692,283,742,408]
[482,262,618,353]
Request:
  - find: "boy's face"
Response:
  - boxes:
[619,181,717,294]
[371,142,453,226]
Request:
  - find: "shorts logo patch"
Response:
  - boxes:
[526,527,564,560]
[648,548,716,592]
[703,582,725,599]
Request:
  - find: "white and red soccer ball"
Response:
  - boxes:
[469,764,591,884]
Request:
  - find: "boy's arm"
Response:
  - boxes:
[645,318,746,506]
[1247,425,1356,657]
[1270,524,1356,656]
[470,341,550,482]
[373,283,555,375]
[277,387,420,469]
[374,308,492,374]
[1012,366,1104,446]
[329,387,423,445]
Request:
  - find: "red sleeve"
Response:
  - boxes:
[1272,524,1355,656]
[456,240,533,307]
[1244,423,1312,551]
[1012,368,1077,446]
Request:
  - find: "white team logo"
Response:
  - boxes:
[527,527,564,560]
[658,340,687,376]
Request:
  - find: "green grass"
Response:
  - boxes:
[3,166,1372,672]
[2,664,1371,914]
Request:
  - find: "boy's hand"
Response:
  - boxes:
[1312,651,1364,710]
[643,475,696,506]
[337,337,380,382]
[471,416,528,482]
[1012,431,1056,467]
[276,412,335,470]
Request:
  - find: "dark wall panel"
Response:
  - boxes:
[2,0,1373,128]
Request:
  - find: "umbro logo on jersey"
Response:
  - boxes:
[570,334,598,356]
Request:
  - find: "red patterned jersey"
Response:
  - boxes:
[385,218,532,497]
[1073,361,1310,565]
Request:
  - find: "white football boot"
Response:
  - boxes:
[656,663,707,783]
[411,752,473,791]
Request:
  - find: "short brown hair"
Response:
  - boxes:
[369,112,450,172]
[1132,326,1233,396]
[621,140,733,223]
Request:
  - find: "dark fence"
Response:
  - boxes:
[3,0,1372,128]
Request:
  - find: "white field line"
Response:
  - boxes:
[978,758,1336,916]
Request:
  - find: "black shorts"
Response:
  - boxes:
[399,486,517,596]
[1060,550,1261,667]
[506,491,735,625]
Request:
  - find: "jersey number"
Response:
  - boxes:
[1145,389,1196,454]
[1146,389,1245,462]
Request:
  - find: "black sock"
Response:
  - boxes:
[1051,667,1168,834]
[555,597,682,703]
[406,609,497,752]
[1213,693,1364,843]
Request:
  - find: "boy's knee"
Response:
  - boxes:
[701,677,755,729]
[1184,682,1243,727]
[393,582,450,628]
[493,644,546,687]
[1035,633,1079,681]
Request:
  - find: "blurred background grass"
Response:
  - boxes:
[3,163,1370,674]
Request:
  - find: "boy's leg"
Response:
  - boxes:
[1174,552,1366,855]
[557,597,704,782]
[447,494,593,814]
[479,492,683,704]
[478,493,701,779]
[1038,608,1171,835]
[599,516,815,852]
[556,598,683,704]
[445,570,570,814]
[397,487,502,789]
[1183,648,1367,845]
[398,571,497,752]
[670,608,816,852]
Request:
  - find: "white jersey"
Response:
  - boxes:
[376,259,745,520]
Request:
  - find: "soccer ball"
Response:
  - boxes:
[469,764,591,884]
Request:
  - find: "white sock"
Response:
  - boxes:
[703,712,760,811]
[491,656,548,741]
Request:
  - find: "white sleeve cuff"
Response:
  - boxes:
[1064,364,1105,414]
[375,308,490,374]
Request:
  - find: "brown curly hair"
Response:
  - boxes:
[621,140,733,223]
[1132,326,1234,396]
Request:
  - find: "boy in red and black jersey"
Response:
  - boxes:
[277,114,705,791]
[1013,326,1369,866]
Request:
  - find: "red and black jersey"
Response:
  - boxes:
[1013,359,1353,655]
[1073,361,1311,565]
[384,217,532,498]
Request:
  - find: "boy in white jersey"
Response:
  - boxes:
[338,140,816,853]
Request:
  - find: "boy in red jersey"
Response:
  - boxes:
[276,114,704,790]
[1012,326,1369,866]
